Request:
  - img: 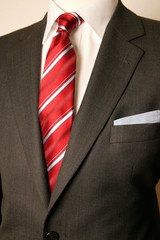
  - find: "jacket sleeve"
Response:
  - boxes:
[0,174,2,224]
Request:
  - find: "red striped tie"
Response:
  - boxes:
[39,13,83,193]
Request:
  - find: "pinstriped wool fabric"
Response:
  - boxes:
[39,13,83,193]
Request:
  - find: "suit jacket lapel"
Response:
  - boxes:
[8,16,50,208]
[48,1,145,211]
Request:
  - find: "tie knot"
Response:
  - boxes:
[56,12,83,34]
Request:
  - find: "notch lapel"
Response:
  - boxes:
[48,1,145,212]
[8,16,50,208]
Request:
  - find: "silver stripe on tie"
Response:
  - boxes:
[58,25,69,33]
[43,109,74,144]
[42,45,73,79]
[71,12,81,26]
[47,150,66,172]
[54,32,61,37]
[39,74,75,115]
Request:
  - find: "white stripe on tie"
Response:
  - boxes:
[71,12,81,26]
[39,74,75,115]
[42,45,73,79]
[54,32,61,37]
[43,109,74,144]
[47,151,66,172]
[58,25,69,33]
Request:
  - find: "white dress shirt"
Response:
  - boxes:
[41,0,118,114]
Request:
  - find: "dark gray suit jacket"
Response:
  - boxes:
[0,1,160,239]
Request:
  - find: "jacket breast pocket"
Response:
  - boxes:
[110,123,160,143]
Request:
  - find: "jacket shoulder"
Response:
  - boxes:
[0,18,45,52]
[140,16,160,33]
[139,16,160,47]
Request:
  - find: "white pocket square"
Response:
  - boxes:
[114,110,160,126]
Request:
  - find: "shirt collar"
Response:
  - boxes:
[42,0,118,44]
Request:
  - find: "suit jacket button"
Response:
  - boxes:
[46,231,59,240]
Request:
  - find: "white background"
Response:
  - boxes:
[0,0,160,36]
